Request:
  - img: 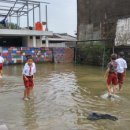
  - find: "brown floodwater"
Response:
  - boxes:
[0,63,130,130]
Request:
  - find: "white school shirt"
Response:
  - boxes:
[22,63,36,76]
[0,56,4,63]
[116,58,127,73]
[25,62,36,72]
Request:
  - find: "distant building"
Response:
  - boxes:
[0,1,75,65]
[0,29,52,47]
[0,0,53,47]
[42,33,77,48]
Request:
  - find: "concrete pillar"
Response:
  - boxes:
[27,36,30,47]
[27,0,29,28]
[40,36,42,47]
[45,37,49,47]
[9,15,11,29]
[33,36,36,47]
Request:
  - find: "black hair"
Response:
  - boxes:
[26,55,33,60]
[111,53,117,60]
[118,51,124,58]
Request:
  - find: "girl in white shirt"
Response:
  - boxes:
[0,54,4,78]
[116,52,127,91]
[22,57,36,101]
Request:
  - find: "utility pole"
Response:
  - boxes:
[45,5,48,31]
[26,0,29,28]
[33,4,35,28]
[39,3,41,22]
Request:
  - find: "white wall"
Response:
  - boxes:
[42,42,66,48]
[22,36,43,47]
[115,18,130,46]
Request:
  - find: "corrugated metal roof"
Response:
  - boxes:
[42,33,77,42]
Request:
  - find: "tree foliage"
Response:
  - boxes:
[0,22,20,29]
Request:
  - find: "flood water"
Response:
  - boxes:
[0,63,130,130]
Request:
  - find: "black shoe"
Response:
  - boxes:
[107,94,112,98]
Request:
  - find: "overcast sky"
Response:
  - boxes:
[47,0,77,36]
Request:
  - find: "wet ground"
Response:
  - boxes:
[0,63,130,130]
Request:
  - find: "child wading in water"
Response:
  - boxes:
[104,54,118,97]
[0,53,4,78]
[22,57,36,101]
[116,51,127,91]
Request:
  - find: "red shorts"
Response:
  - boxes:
[107,73,118,85]
[23,76,34,88]
[117,73,124,84]
[0,63,3,70]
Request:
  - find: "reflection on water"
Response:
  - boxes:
[0,64,130,130]
[23,95,39,130]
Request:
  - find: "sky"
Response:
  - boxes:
[47,0,77,36]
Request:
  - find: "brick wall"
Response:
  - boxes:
[64,48,74,63]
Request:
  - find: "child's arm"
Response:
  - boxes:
[23,74,28,81]
[104,68,110,78]
[124,60,127,77]
[22,66,28,80]
[124,68,126,78]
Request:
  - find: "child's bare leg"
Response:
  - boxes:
[1,70,3,76]
[26,88,30,98]
[119,83,123,91]
[107,85,111,95]
[30,87,33,93]
[23,88,27,98]
[115,84,119,91]
[28,87,33,98]
[113,85,116,95]
[0,70,2,76]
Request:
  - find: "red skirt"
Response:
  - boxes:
[0,63,3,70]
[23,76,34,88]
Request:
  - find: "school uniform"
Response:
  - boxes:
[116,58,127,84]
[107,61,118,85]
[25,62,36,69]
[22,63,36,88]
[0,56,4,70]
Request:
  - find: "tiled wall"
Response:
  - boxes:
[2,47,52,64]
[1,47,74,64]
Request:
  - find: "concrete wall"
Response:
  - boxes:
[77,0,130,41]
[36,37,42,47]
[22,36,42,47]
[42,43,66,48]
[0,29,53,36]
[42,42,76,48]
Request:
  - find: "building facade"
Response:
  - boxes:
[77,0,130,41]
[42,33,76,48]
[77,0,130,66]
